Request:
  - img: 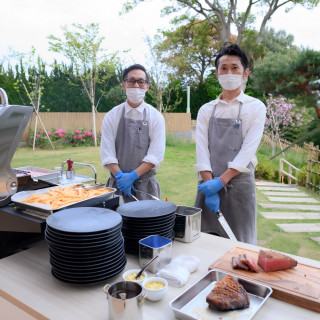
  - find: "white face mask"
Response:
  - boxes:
[126,88,146,104]
[218,74,243,90]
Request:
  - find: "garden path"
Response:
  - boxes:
[256,181,320,245]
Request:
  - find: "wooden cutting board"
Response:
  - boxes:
[209,247,320,313]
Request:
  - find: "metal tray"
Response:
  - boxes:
[14,166,58,183]
[169,269,272,320]
[11,184,116,215]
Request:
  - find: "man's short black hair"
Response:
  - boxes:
[215,43,249,70]
[122,64,150,83]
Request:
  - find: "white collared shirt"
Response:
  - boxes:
[194,91,266,174]
[101,101,166,169]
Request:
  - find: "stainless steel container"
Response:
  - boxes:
[103,281,146,320]
[174,205,202,243]
[139,235,172,274]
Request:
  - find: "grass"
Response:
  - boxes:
[11,143,320,261]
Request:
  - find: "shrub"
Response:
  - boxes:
[29,129,101,149]
[255,155,278,181]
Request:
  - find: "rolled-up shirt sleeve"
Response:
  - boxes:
[100,107,120,167]
[142,110,165,168]
[194,103,213,173]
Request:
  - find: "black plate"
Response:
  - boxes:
[46,207,122,233]
[50,253,126,274]
[45,223,122,239]
[47,236,124,254]
[48,240,124,260]
[116,200,176,218]
[51,258,127,285]
[50,247,126,269]
[45,229,122,247]
[122,220,175,234]
[121,212,175,225]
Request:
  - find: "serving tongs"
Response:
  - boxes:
[131,189,160,201]
[73,183,105,190]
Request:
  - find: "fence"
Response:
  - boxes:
[21,112,193,142]
[279,158,300,185]
[305,142,320,194]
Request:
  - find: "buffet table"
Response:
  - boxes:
[0,233,319,320]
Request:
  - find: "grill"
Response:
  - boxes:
[0,88,120,258]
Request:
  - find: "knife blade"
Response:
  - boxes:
[217,209,237,241]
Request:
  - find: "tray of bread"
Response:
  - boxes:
[169,269,272,320]
[11,184,116,215]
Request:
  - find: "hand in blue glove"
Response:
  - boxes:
[115,170,123,180]
[117,170,139,197]
[198,177,224,197]
[205,193,220,214]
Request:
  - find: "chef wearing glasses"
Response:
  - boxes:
[101,64,165,202]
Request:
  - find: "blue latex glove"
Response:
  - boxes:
[205,193,220,214]
[198,178,224,197]
[117,170,139,197]
[115,170,123,180]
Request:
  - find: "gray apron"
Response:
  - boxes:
[106,104,160,202]
[194,102,257,244]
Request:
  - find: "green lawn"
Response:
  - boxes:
[11,144,320,261]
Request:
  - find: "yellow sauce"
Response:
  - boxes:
[125,273,145,281]
[144,281,165,290]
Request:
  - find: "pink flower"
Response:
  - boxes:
[73,136,77,139]
[63,130,67,134]
[74,130,80,134]
[86,131,92,136]
[40,130,44,134]
[59,133,64,137]
[48,132,52,136]
[78,135,82,139]
[36,134,40,138]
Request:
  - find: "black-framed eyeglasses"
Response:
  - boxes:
[125,78,148,87]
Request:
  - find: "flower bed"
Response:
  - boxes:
[30,128,101,148]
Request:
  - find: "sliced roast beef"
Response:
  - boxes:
[232,256,249,270]
[243,254,259,273]
[257,249,297,272]
[206,275,250,311]
[232,254,258,272]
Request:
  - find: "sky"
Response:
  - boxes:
[1,0,320,68]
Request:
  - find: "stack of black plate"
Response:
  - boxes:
[116,200,177,254]
[45,207,126,284]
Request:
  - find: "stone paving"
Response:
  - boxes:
[266,196,319,203]
[260,212,320,219]
[262,191,308,196]
[256,181,320,245]
[275,223,320,232]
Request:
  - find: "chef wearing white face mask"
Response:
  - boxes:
[101,64,166,203]
[194,44,266,245]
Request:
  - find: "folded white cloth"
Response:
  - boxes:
[156,255,200,287]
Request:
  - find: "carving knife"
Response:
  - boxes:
[217,209,237,241]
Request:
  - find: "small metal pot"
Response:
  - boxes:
[103,281,146,320]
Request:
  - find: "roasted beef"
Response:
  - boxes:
[232,254,259,272]
[206,275,250,311]
[257,249,297,272]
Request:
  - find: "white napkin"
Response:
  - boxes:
[156,255,200,287]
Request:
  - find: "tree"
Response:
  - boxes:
[252,48,320,112]
[264,94,311,155]
[155,19,221,84]
[123,0,319,45]
[48,23,120,146]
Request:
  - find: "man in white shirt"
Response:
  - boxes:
[100,64,165,202]
[194,44,266,244]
